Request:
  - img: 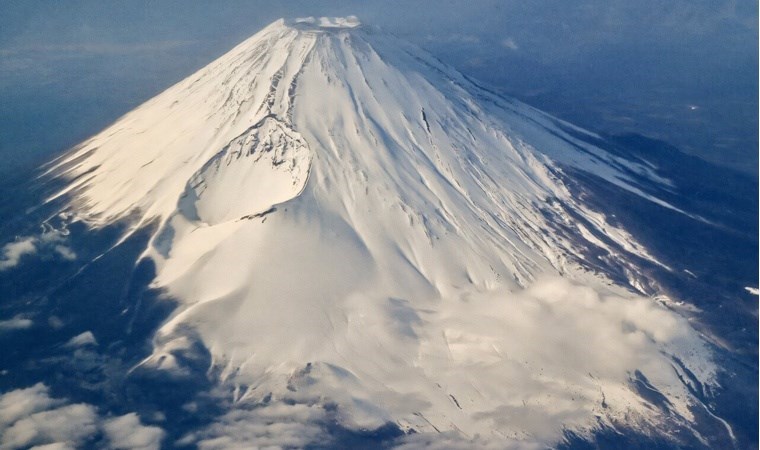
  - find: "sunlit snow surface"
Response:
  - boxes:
[42,17,725,448]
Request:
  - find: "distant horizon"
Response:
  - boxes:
[0,1,757,176]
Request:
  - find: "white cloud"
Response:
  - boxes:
[0,384,164,450]
[48,316,65,329]
[53,246,77,261]
[103,413,165,450]
[29,444,76,450]
[0,280,720,448]
[0,239,37,270]
[183,402,327,450]
[0,317,33,332]
[403,277,716,442]
[164,277,716,448]
[0,227,76,271]
[64,331,98,348]
[395,431,534,450]
[501,37,519,50]
[0,384,61,429]
[1,404,98,450]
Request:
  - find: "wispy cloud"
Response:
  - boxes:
[501,37,519,50]
[0,239,36,270]
[0,316,34,332]
[63,331,98,348]
[0,227,76,271]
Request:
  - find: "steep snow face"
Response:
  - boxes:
[186,116,311,225]
[49,17,719,447]
[48,19,317,225]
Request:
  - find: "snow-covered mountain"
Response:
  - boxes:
[33,16,735,448]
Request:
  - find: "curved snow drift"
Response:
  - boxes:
[47,16,722,448]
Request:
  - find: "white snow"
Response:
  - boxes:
[49,17,719,447]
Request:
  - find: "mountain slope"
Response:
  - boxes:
[41,17,728,448]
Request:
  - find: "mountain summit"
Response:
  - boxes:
[45,17,724,448]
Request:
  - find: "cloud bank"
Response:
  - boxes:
[0,227,75,271]
[0,384,164,450]
[166,277,718,448]
[102,414,166,450]
[180,402,328,450]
